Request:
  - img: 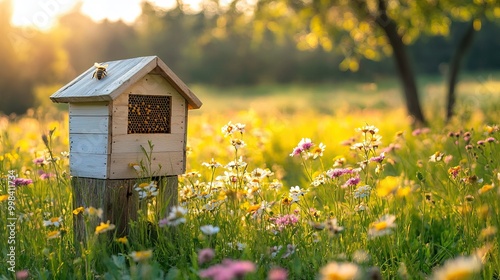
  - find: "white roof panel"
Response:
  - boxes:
[50,56,202,109]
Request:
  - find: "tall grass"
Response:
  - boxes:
[1,77,499,279]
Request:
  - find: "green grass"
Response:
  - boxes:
[1,74,500,279]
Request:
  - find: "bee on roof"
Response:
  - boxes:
[92,63,108,80]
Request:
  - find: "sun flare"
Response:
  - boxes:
[9,0,178,30]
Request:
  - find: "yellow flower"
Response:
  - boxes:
[368,214,396,238]
[478,184,494,195]
[47,230,61,240]
[116,236,128,244]
[73,206,84,215]
[376,176,400,197]
[130,249,153,262]
[431,255,481,280]
[281,196,293,206]
[320,261,360,280]
[246,204,261,214]
[429,151,445,162]
[396,187,412,198]
[484,125,499,134]
[136,182,151,189]
[95,221,116,234]
[0,194,9,202]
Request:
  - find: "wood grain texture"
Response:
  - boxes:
[111,133,184,154]
[51,56,157,103]
[72,176,178,243]
[182,100,188,173]
[72,177,138,242]
[109,151,184,179]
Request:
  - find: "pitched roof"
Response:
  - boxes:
[50,56,202,109]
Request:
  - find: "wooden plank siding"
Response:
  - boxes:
[107,74,187,179]
[70,134,108,154]
[69,153,108,178]
[111,133,184,153]
[109,151,184,179]
[69,103,111,179]
[69,116,109,134]
[69,103,109,116]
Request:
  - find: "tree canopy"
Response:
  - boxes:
[0,0,499,116]
[249,0,500,123]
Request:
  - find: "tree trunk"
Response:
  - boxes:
[446,21,476,122]
[375,0,426,125]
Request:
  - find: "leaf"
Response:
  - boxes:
[416,171,425,182]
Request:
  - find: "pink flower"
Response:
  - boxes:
[16,270,29,280]
[412,127,430,136]
[10,178,33,187]
[228,260,256,278]
[199,259,256,280]
[268,267,288,280]
[342,177,360,188]
[289,138,314,157]
[37,170,54,180]
[369,152,385,163]
[39,173,54,180]
[299,138,313,150]
[198,248,215,265]
[270,214,300,232]
[289,147,302,157]
[33,157,46,165]
[326,168,353,178]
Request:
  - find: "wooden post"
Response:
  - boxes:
[72,176,178,243]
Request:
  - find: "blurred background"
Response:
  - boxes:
[0,0,499,119]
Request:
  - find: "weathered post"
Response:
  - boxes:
[50,56,202,241]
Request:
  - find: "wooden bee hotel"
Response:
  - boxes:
[50,56,202,238]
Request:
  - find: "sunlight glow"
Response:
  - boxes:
[11,0,75,30]
[80,0,143,24]
[9,0,193,30]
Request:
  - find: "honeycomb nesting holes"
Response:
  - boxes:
[128,94,171,134]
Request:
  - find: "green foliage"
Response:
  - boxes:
[0,86,499,278]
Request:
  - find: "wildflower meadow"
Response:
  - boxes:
[1,85,500,279]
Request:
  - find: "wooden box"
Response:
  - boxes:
[51,56,202,179]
